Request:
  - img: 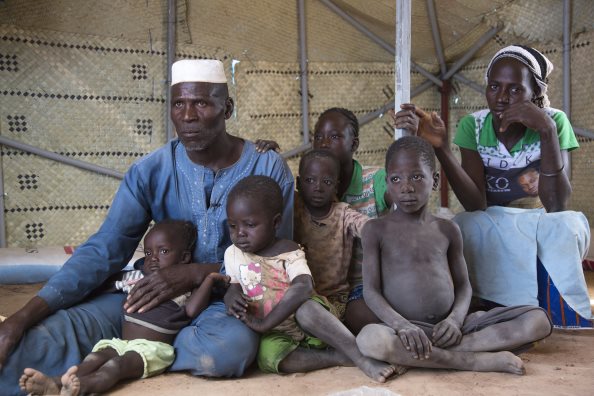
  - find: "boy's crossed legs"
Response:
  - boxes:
[277,300,403,382]
[356,306,552,375]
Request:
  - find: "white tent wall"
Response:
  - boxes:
[0,0,592,247]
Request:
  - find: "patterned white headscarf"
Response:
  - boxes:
[485,45,554,107]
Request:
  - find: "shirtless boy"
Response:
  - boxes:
[356,136,552,375]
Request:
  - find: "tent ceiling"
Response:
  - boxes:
[1,0,593,67]
[186,0,510,65]
[187,0,593,66]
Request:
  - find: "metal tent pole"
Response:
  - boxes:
[439,80,450,207]
[452,73,484,94]
[0,136,124,179]
[298,0,310,146]
[318,0,442,88]
[563,0,572,177]
[165,0,177,141]
[281,142,312,159]
[359,80,434,126]
[573,127,594,140]
[394,0,411,139]
[442,27,500,80]
[426,0,446,76]
[0,152,5,247]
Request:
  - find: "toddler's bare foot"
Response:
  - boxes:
[355,356,396,383]
[19,368,61,395]
[474,351,525,375]
[60,366,81,396]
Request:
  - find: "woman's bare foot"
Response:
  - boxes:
[355,356,397,383]
[60,366,81,396]
[473,351,525,375]
[19,368,61,395]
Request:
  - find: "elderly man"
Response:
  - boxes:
[0,59,294,394]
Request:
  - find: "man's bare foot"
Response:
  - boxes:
[355,356,397,383]
[19,368,61,395]
[473,351,525,375]
[60,366,81,396]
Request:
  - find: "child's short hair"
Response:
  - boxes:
[315,107,359,138]
[385,136,436,172]
[298,149,340,177]
[228,175,283,216]
[151,219,197,252]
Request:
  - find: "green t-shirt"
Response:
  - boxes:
[453,108,579,207]
[342,159,388,217]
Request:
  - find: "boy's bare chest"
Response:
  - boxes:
[381,224,449,261]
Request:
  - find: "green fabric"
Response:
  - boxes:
[371,168,388,214]
[342,160,388,215]
[92,337,175,378]
[257,295,331,374]
[454,108,579,153]
[343,159,363,197]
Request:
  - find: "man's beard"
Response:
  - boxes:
[180,130,217,152]
[181,139,208,152]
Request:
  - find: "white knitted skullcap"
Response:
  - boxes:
[171,59,227,86]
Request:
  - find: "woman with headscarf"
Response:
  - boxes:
[392,45,591,327]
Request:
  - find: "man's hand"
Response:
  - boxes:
[0,316,26,372]
[124,265,195,313]
[224,284,249,318]
[206,273,231,289]
[396,323,432,360]
[0,296,51,372]
[254,139,280,153]
[432,317,462,348]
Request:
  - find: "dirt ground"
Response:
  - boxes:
[2,276,594,396]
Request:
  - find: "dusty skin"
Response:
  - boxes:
[2,282,594,395]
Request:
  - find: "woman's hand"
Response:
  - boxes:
[389,104,420,134]
[390,104,448,149]
[415,108,448,150]
[499,101,556,136]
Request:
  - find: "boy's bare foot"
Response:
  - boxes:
[473,351,525,375]
[394,364,408,376]
[60,366,81,396]
[355,356,397,383]
[19,368,61,395]
[332,349,355,367]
